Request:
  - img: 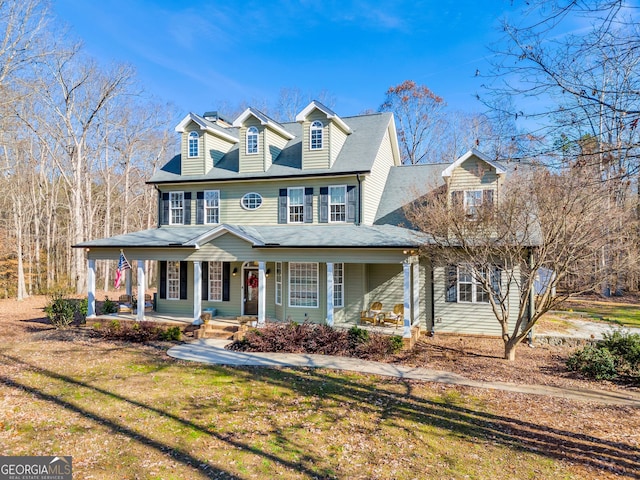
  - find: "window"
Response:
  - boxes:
[288,187,304,223]
[246,126,258,154]
[310,120,323,150]
[169,191,184,225]
[204,190,219,224]
[167,261,180,300]
[455,265,491,304]
[333,263,344,308]
[188,131,199,157]
[464,190,483,217]
[275,262,282,305]
[289,262,318,307]
[241,192,263,210]
[208,261,223,301]
[329,186,346,222]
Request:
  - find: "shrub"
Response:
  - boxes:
[389,335,405,353]
[160,326,182,341]
[44,293,77,329]
[101,297,118,315]
[347,326,369,349]
[601,329,640,375]
[567,345,618,380]
[95,320,182,343]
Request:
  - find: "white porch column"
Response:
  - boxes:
[326,262,334,326]
[412,261,420,328]
[258,261,266,326]
[87,259,96,318]
[403,260,412,338]
[193,261,202,325]
[125,268,132,297]
[136,260,145,322]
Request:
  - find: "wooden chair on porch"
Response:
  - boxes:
[380,303,404,327]
[360,301,383,325]
[144,294,153,312]
[118,294,133,313]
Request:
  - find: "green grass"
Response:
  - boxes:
[562,300,640,328]
[0,337,631,479]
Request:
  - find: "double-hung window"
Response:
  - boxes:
[333,263,344,308]
[188,131,199,157]
[464,190,483,217]
[288,187,304,223]
[167,261,180,300]
[329,186,346,222]
[169,192,184,225]
[449,264,495,303]
[247,126,258,154]
[310,121,323,150]
[204,190,220,224]
[289,262,318,307]
[208,261,223,301]
[275,262,282,305]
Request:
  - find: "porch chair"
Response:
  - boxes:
[380,303,404,327]
[117,294,133,314]
[360,301,383,326]
[144,294,153,312]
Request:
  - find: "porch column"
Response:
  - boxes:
[258,261,266,326]
[326,262,334,326]
[412,261,420,328]
[136,260,145,322]
[403,260,412,338]
[125,268,132,297]
[193,261,202,324]
[87,259,96,318]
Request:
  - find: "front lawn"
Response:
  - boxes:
[561,297,640,328]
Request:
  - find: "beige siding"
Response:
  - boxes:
[204,132,235,169]
[302,110,330,170]
[362,126,395,225]
[329,122,348,167]
[238,119,265,173]
[181,124,205,176]
[450,156,498,190]
[264,127,289,170]
[367,264,404,310]
[337,263,365,324]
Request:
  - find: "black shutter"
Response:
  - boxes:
[159,261,167,299]
[196,191,204,225]
[304,187,313,223]
[319,187,328,223]
[451,190,463,208]
[179,261,188,300]
[483,189,494,208]
[184,192,192,225]
[278,189,287,224]
[201,261,209,301]
[445,265,457,302]
[222,262,230,301]
[161,193,169,225]
[346,185,357,223]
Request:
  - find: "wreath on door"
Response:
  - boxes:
[247,274,258,289]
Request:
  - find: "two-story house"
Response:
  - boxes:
[76,101,518,338]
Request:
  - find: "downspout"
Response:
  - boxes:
[356,173,362,226]
[527,247,536,345]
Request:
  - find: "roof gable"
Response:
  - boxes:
[442,148,506,178]
[232,107,294,140]
[295,100,352,134]
[175,113,238,143]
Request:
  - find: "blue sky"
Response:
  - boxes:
[53,0,521,118]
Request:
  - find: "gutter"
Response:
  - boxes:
[147,170,371,185]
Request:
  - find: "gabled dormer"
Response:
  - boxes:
[442,148,506,214]
[232,108,294,173]
[175,113,238,176]
[295,100,353,170]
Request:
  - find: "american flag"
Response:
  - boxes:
[114,251,131,289]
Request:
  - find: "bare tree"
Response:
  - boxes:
[406,163,636,360]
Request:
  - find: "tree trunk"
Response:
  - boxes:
[503,337,519,361]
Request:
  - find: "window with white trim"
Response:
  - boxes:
[188,131,199,157]
[167,261,180,300]
[333,263,344,308]
[288,187,304,223]
[289,262,318,307]
[464,190,483,217]
[246,126,258,154]
[450,264,495,304]
[204,190,220,224]
[241,192,263,210]
[275,262,282,305]
[310,120,323,150]
[169,191,184,225]
[208,261,223,301]
[329,185,346,222]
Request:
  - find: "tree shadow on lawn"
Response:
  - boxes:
[1,351,639,479]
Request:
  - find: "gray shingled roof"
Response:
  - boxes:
[149,112,394,184]
[375,163,447,226]
[76,223,429,249]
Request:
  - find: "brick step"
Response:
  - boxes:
[200,324,238,333]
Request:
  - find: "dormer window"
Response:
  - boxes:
[310,121,323,150]
[188,131,199,157]
[246,126,258,154]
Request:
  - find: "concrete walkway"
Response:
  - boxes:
[167,339,640,407]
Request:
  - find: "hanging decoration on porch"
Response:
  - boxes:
[247,272,258,301]
[114,250,131,289]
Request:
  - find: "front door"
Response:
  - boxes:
[244,269,258,315]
